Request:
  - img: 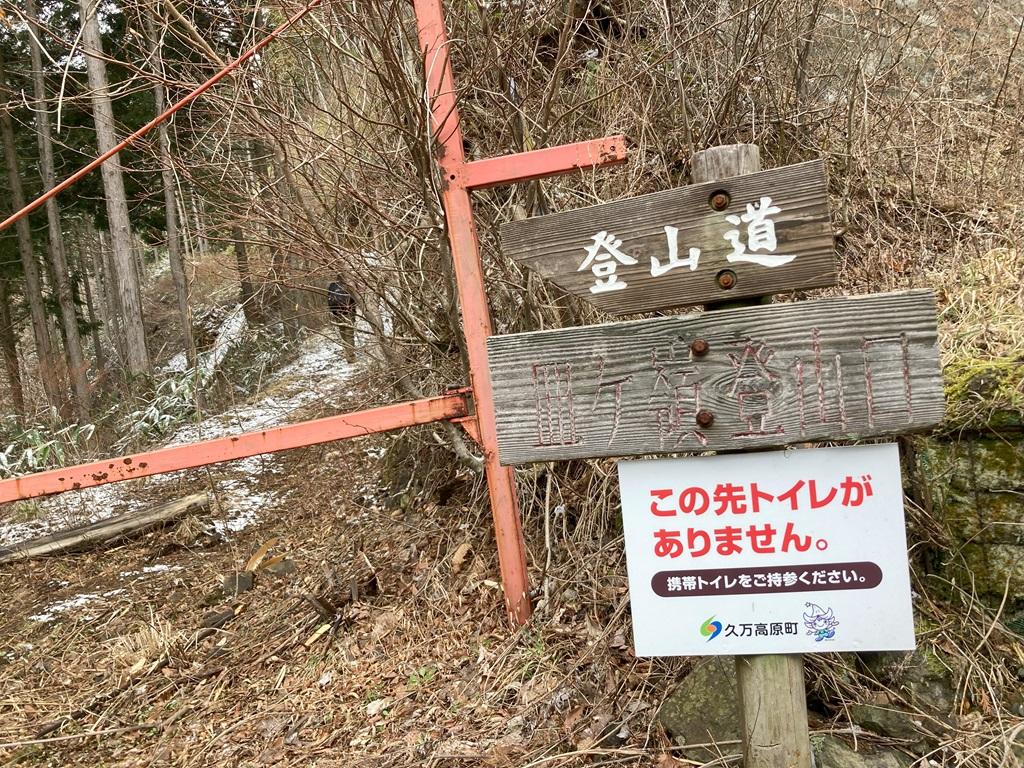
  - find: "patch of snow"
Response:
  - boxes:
[209,487,279,536]
[199,306,247,384]
[210,507,260,536]
[160,305,247,381]
[149,253,171,279]
[119,564,183,578]
[0,482,144,549]
[143,564,178,574]
[168,334,353,447]
[29,592,104,623]
[1,330,355,550]
[163,351,189,374]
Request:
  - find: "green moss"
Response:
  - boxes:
[958,543,1024,598]
[970,439,1024,489]
[974,493,1024,544]
[943,357,1024,430]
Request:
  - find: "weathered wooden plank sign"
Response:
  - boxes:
[487,290,944,464]
[500,159,835,314]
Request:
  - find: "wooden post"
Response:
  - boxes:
[692,144,812,768]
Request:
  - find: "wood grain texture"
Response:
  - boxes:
[692,144,763,181]
[500,159,835,314]
[0,493,209,564]
[488,290,943,464]
[736,655,811,768]
[696,144,811,768]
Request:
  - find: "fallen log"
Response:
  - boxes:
[0,492,210,565]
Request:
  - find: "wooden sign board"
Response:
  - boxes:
[500,159,835,315]
[487,291,944,465]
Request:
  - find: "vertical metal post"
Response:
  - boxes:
[414,0,532,625]
[692,144,812,768]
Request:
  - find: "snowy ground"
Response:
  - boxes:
[0,328,357,551]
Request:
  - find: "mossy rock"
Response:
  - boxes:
[916,435,1024,496]
[848,703,939,755]
[659,657,740,760]
[969,438,1024,491]
[957,543,1024,599]
[916,438,973,494]
[943,357,1024,430]
[812,735,913,768]
[973,492,1024,544]
[914,433,1023,548]
[858,643,956,717]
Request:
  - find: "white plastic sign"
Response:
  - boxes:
[618,443,915,656]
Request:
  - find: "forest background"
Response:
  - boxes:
[0,0,1022,765]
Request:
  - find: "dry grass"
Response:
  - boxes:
[2,0,1024,764]
[0,390,1021,766]
[934,247,1024,429]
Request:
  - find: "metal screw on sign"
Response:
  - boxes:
[695,409,715,428]
[716,269,738,290]
[708,189,731,210]
[690,338,710,357]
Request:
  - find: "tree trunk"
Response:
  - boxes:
[145,4,195,367]
[0,276,27,425]
[177,192,194,262]
[95,226,124,364]
[0,492,210,564]
[78,0,151,376]
[266,146,300,339]
[80,250,106,373]
[232,224,257,320]
[189,191,210,255]
[0,52,65,417]
[76,222,106,373]
[26,0,92,421]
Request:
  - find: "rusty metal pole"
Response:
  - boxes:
[414,0,532,625]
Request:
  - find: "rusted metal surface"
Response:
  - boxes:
[0,393,467,504]
[415,0,532,626]
[695,409,716,429]
[462,137,627,190]
[452,415,483,447]
[709,190,731,211]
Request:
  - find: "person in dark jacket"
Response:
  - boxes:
[327,278,356,363]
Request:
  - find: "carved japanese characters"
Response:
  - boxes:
[487,291,943,464]
[501,160,835,314]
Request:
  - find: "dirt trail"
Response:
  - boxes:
[0,321,673,768]
[0,330,357,551]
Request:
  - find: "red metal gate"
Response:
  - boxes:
[0,0,626,626]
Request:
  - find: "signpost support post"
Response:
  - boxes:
[692,143,812,768]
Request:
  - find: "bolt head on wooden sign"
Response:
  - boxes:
[487,290,944,464]
[618,443,915,656]
[500,159,835,314]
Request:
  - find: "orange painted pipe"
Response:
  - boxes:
[0,0,323,234]
[462,137,627,190]
[415,0,630,626]
[0,393,467,504]
[415,0,533,626]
